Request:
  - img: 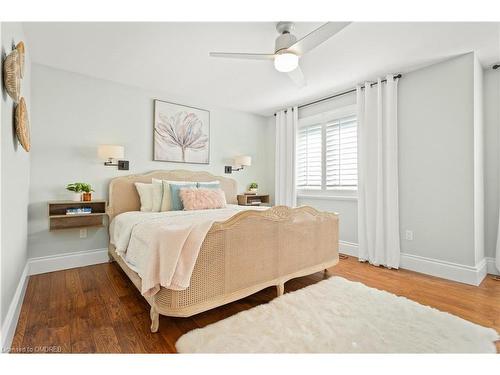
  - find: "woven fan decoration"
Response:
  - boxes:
[16,41,25,78]
[15,97,31,152]
[2,49,21,102]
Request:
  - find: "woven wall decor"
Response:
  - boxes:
[2,49,21,102]
[15,97,30,152]
[16,41,25,78]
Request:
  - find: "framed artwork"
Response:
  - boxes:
[153,99,210,164]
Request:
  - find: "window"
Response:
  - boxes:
[297,123,322,189]
[297,110,357,190]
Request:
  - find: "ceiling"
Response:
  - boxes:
[24,22,500,116]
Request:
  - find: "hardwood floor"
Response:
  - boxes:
[11,256,500,353]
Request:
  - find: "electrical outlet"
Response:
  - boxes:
[405,230,414,241]
[80,228,87,238]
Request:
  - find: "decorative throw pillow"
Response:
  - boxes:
[159,180,173,211]
[169,182,197,210]
[151,179,163,212]
[135,182,162,212]
[153,179,191,212]
[180,188,227,211]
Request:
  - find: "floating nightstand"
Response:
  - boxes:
[237,194,270,207]
[48,200,107,231]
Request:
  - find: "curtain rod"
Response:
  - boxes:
[274,73,402,116]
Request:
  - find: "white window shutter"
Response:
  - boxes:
[326,115,357,188]
[297,123,322,189]
[297,115,357,190]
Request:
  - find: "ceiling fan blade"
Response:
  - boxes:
[287,65,306,88]
[209,52,275,60]
[288,22,350,55]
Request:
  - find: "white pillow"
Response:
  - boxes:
[152,179,194,212]
[151,179,164,211]
[153,178,172,211]
[135,181,163,212]
[198,180,220,185]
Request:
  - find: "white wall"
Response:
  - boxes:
[1,23,31,332]
[28,64,271,259]
[295,53,482,269]
[484,68,500,260]
[399,53,476,266]
[473,55,485,265]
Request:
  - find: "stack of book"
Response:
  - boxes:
[66,207,92,215]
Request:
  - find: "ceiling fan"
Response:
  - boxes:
[209,22,350,87]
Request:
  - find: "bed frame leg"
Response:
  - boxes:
[276,283,284,297]
[150,307,159,333]
[324,268,333,278]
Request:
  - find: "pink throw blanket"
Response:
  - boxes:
[142,220,214,297]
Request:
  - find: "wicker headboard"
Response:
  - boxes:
[107,170,238,221]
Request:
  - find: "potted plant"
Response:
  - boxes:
[80,183,94,202]
[66,182,94,202]
[248,182,258,194]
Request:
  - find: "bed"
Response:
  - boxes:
[107,170,339,332]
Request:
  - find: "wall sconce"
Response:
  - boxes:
[98,144,129,170]
[225,155,251,174]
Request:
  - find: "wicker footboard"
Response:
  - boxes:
[109,205,339,332]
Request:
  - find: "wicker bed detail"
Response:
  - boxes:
[107,171,339,333]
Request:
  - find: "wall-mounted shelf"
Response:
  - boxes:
[237,194,270,206]
[48,200,107,231]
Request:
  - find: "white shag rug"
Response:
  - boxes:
[175,277,499,353]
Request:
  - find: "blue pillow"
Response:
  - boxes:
[197,182,221,190]
[169,182,197,210]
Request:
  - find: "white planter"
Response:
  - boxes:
[70,192,81,202]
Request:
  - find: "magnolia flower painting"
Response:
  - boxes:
[154,100,210,164]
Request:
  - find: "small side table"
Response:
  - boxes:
[48,200,107,231]
[237,194,270,207]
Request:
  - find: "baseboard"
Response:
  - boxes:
[28,248,109,276]
[486,257,500,276]
[1,263,29,353]
[339,241,488,286]
[400,253,487,286]
[339,241,358,257]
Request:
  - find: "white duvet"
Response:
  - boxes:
[110,204,267,296]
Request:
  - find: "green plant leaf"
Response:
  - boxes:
[66,182,93,193]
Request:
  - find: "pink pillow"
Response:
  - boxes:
[179,188,227,210]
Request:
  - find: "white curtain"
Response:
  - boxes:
[357,75,400,268]
[275,107,298,207]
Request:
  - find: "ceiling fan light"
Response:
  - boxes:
[274,53,299,73]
